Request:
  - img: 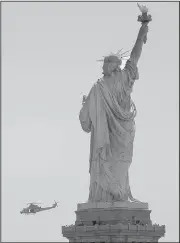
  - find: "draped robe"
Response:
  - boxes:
[79,58,139,202]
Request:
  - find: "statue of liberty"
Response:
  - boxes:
[79,5,151,203]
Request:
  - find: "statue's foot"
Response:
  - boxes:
[128,190,141,203]
[129,197,141,203]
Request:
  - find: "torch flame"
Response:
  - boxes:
[137,3,148,13]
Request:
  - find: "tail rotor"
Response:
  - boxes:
[53,200,59,207]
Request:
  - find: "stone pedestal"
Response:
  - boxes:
[62,202,165,242]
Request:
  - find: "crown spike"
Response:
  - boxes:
[121,49,131,56]
[97,48,130,63]
[117,48,123,55]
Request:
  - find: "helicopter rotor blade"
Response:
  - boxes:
[27,202,42,205]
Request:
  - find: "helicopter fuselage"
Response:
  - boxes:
[20,204,57,215]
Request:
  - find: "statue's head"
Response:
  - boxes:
[102,55,122,76]
[98,49,130,76]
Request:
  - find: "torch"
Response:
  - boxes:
[137,3,152,44]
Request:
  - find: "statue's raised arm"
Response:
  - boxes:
[130,23,148,65]
[130,3,152,66]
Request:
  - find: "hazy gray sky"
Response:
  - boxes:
[2,2,179,242]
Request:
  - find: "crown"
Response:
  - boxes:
[97,49,131,62]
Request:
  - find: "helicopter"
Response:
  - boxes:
[20,201,59,215]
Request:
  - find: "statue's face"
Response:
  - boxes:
[103,56,121,76]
